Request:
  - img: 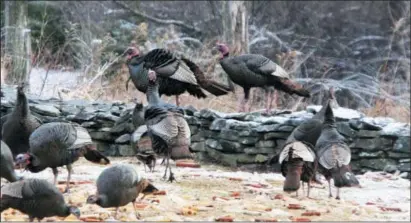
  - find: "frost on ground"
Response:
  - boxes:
[1,157,410,222]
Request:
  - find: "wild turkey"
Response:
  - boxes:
[279,88,337,197]
[215,43,311,113]
[1,83,42,158]
[86,164,158,219]
[144,70,193,182]
[0,178,81,221]
[314,101,360,200]
[14,122,110,193]
[1,140,22,182]
[125,47,234,106]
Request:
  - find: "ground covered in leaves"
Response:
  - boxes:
[1,157,410,222]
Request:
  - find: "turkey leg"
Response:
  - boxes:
[114,207,119,219]
[52,167,58,185]
[64,164,73,193]
[175,95,180,106]
[272,90,278,110]
[132,201,141,219]
[239,88,250,112]
[336,188,341,200]
[327,179,333,198]
[264,89,272,114]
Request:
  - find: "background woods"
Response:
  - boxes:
[1,0,410,121]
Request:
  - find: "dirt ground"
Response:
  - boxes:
[1,157,410,222]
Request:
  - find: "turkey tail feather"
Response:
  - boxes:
[283,159,304,192]
[332,165,359,188]
[170,146,193,160]
[279,141,315,164]
[180,57,233,96]
[84,147,110,165]
[273,78,311,98]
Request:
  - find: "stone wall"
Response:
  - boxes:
[1,86,410,178]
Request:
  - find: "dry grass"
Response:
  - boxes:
[360,98,410,123]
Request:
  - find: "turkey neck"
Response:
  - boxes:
[219,52,230,60]
[146,80,161,105]
[14,91,30,117]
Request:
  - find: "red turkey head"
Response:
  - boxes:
[125,46,140,60]
[215,42,229,58]
[15,153,31,168]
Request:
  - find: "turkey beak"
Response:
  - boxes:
[69,206,81,219]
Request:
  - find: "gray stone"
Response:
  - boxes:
[95,141,117,156]
[240,137,259,145]
[189,125,199,135]
[399,159,410,163]
[358,151,385,158]
[191,142,206,152]
[118,144,135,156]
[381,123,410,137]
[238,129,259,137]
[115,134,131,144]
[30,104,61,117]
[244,147,275,154]
[110,122,134,134]
[263,132,290,140]
[110,106,121,116]
[72,112,96,122]
[276,125,295,132]
[336,122,357,138]
[399,172,409,179]
[350,161,361,172]
[393,137,410,153]
[206,148,237,167]
[387,152,410,159]
[350,138,393,151]
[89,129,115,142]
[383,165,398,173]
[398,163,411,172]
[220,140,244,153]
[96,112,119,122]
[256,140,276,148]
[205,139,222,150]
[185,116,201,125]
[81,121,99,128]
[183,105,197,116]
[219,129,240,141]
[360,158,397,171]
[191,133,205,142]
[276,139,286,148]
[357,130,381,138]
[254,124,280,133]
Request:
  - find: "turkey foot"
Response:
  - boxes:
[148,70,157,82]
[168,171,176,183]
[175,95,180,106]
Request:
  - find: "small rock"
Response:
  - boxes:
[357,130,381,138]
[256,140,276,148]
[190,141,205,152]
[383,165,398,173]
[336,122,357,138]
[205,139,223,150]
[350,138,393,151]
[393,137,410,153]
[240,137,259,145]
[360,159,397,171]
[264,132,290,140]
[358,151,385,158]
[115,134,131,144]
[398,163,410,172]
[399,172,409,179]
[219,140,244,153]
[117,144,135,156]
[81,121,99,128]
[30,104,61,117]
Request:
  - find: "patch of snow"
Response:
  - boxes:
[307,105,364,120]
[381,122,411,137]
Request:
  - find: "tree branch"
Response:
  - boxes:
[112,1,201,35]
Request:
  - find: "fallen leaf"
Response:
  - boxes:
[255,218,278,222]
[292,217,311,222]
[288,204,303,210]
[176,161,201,168]
[228,177,243,181]
[301,211,321,216]
[153,190,167,195]
[230,192,241,197]
[215,215,234,222]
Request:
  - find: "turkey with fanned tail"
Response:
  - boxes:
[314,99,360,200]
[125,46,234,106]
[215,43,311,113]
[279,88,338,197]
[143,70,193,182]
[15,122,110,193]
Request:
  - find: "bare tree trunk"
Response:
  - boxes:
[222,1,249,55]
[4,0,31,87]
